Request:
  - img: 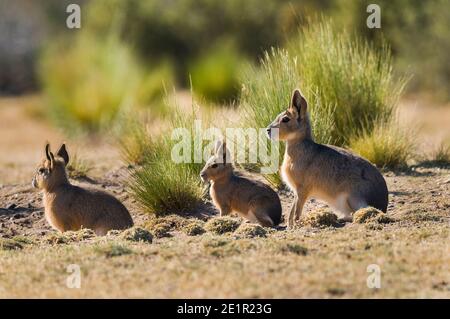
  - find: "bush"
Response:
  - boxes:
[190,41,246,103]
[240,48,334,186]
[240,21,409,185]
[288,20,407,146]
[349,123,414,169]
[124,100,205,216]
[39,24,173,133]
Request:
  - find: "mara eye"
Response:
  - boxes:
[282,116,290,123]
[211,163,218,168]
[38,168,46,174]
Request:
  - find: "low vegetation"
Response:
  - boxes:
[240,20,409,183]
[124,102,205,216]
[39,27,172,134]
[349,123,415,169]
[190,41,246,104]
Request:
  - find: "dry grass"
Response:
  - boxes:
[0,218,448,298]
[204,217,242,235]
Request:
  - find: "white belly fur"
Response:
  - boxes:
[309,191,351,218]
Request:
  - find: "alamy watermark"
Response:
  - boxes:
[66,264,81,289]
[366,264,381,289]
[171,121,280,174]
[66,4,81,29]
[367,4,381,29]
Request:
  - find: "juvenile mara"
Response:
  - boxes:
[32,143,133,235]
[200,141,282,227]
[267,89,388,227]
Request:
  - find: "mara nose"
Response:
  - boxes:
[200,172,206,178]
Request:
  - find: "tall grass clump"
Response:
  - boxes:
[240,48,334,186]
[349,123,415,169]
[288,20,408,146]
[39,28,172,134]
[190,41,246,104]
[124,100,205,216]
[240,20,410,182]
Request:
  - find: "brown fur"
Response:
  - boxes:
[267,89,388,227]
[200,141,281,227]
[32,143,133,235]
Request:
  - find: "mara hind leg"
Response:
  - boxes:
[342,193,369,222]
[331,193,355,222]
[248,206,274,227]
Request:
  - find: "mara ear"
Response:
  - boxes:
[215,140,230,164]
[221,140,231,164]
[214,140,223,155]
[45,143,55,169]
[290,89,308,119]
[56,143,69,166]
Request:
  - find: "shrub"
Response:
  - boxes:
[125,101,205,216]
[39,26,172,134]
[288,20,407,146]
[349,123,414,169]
[240,21,409,185]
[239,48,334,186]
[190,41,246,104]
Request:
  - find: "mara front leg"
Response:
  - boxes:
[218,203,231,217]
[288,194,297,228]
[288,190,308,228]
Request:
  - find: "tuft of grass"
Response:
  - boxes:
[240,49,334,186]
[190,41,245,104]
[43,229,96,244]
[202,236,256,258]
[279,243,308,256]
[144,215,194,238]
[120,227,153,243]
[183,220,206,236]
[95,243,133,258]
[125,100,205,216]
[66,153,92,179]
[204,217,242,235]
[431,142,450,165]
[11,236,35,245]
[288,20,408,146]
[349,123,414,169]
[39,32,140,133]
[118,117,153,165]
[301,208,338,228]
[0,239,24,251]
[39,23,172,134]
[353,207,387,224]
[234,223,267,238]
[240,20,409,184]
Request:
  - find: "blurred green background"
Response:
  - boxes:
[1,0,449,130]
